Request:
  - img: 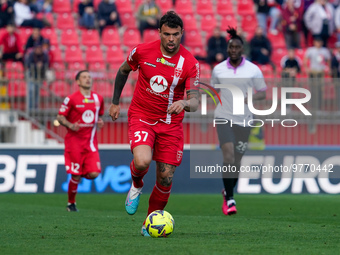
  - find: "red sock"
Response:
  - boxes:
[147,182,172,216]
[130,160,148,188]
[68,177,79,204]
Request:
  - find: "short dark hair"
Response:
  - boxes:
[226,26,243,45]
[159,11,183,30]
[75,70,89,81]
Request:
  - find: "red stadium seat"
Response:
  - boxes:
[92,81,112,98]
[216,0,234,15]
[237,0,255,15]
[89,62,106,71]
[143,29,159,43]
[60,29,79,46]
[134,0,144,11]
[51,81,71,97]
[81,29,100,46]
[85,46,104,63]
[53,0,72,13]
[196,0,214,15]
[120,12,137,29]
[116,0,133,13]
[267,33,286,49]
[41,28,58,46]
[190,46,207,59]
[272,48,288,67]
[102,28,121,46]
[106,45,125,64]
[73,0,81,12]
[5,62,24,80]
[68,62,87,70]
[184,30,203,47]
[93,0,101,10]
[200,15,217,32]
[56,13,75,29]
[50,46,63,63]
[156,0,173,14]
[17,28,32,45]
[36,13,54,27]
[121,82,133,98]
[64,46,83,62]
[8,81,26,97]
[241,14,258,33]
[200,63,211,78]
[123,29,141,48]
[51,62,65,70]
[175,0,193,15]
[219,14,237,31]
[182,14,197,30]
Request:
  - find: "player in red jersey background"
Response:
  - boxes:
[109,11,200,236]
[57,70,104,212]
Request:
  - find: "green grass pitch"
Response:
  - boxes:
[1,194,339,255]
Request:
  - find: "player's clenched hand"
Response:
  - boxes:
[97,118,104,129]
[109,104,120,121]
[70,120,80,131]
[167,100,186,114]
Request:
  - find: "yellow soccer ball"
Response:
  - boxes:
[145,210,175,238]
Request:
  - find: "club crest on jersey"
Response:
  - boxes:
[150,75,168,93]
[177,151,183,161]
[156,57,176,67]
[174,67,183,78]
[82,110,94,123]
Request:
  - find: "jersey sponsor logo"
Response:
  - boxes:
[177,150,183,161]
[174,67,183,78]
[63,97,70,105]
[150,75,168,93]
[82,110,95,123]
[83,98,94,103]
[76,105,85,108]
[144,62,156,68]
[128,47,137,61]
[156,57,176,67]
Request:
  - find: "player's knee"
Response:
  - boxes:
[134,158,151,170]
[87,172,99,179]
[223,154,235,164]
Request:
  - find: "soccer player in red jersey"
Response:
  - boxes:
[57,70,104,212]
[109,11,200,236]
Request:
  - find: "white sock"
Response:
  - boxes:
[129,183,142,200]
[227,199,236,207]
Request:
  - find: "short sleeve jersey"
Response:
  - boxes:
[211,58,267,126]
[58,90,104,152]
[126,40,200,124]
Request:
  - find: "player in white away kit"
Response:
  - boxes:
[211,27,267,216]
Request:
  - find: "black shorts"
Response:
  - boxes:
[216,121,251,155]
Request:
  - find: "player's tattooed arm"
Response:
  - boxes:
[111,61,132,105]
[156,162,176,187]
[56,115,80,131]
[109,61,133,121]
[167,90,199,114]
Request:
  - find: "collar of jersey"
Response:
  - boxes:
[226,57,246,71]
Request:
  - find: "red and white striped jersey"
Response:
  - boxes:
[126,40,199,124]
[58,90,104,152]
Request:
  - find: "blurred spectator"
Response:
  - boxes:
[34,0,52,13]
[281,48,301,86]
[79,0,95,29]
[206,27,228,66]
[254,0,283,35]
[137,0,161,38]
[25,44,48,109]
[14,0,46,28]
[303,37,331,110]
[334,4,340,41]
[331,41,340,77]
[0,0,14,28]
[237,27,250,58]
[0,23,23,62]
[301,0,314,47]
[282,0,302,48]
[25,28,44,52]
[304,0,335,47]
[250,26,272,65]
[42,39,52,66]
[98,0,121,35]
